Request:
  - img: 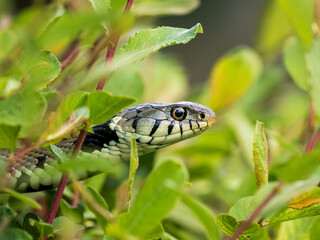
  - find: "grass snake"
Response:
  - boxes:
[0,101,216,193]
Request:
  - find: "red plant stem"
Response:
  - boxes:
[229,182,283,240]
[95,0,134,91]
[45,126,87,226]
[60,41,80,72]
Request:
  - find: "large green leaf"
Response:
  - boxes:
[209,46,262,111]
[306,37,320,123]
[105,70,144,104]
[131,0,200,16]
[110,160,189,238]
[277,0,313,49]
[253,121,268,187]
[113,23,203,68]
[87,91,135,124]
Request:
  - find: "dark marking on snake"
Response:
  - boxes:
[189,120,193,130]
[168,121,175,135]
[36,155,47,168]
[147,137,154,145]
[179,121,183,136]
[132,118,139,130]
[196,121,200,128]
[149,120,161,136]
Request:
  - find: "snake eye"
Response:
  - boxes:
[171,107,186,121]
[198,112,210,121]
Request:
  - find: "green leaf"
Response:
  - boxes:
[23,213,42,239]
[127,135,139,210]
[112,160,189,237]
[306,37,320,123]
[52,216,84,235]
[3,188,41,209]
[217,214,260,237]
[181,194,220,240]
[87,91,135,124]
[29,219,54,239]
[105,70,144,104]
[144,224,164,239]
[0,228,32,240]
[0,124,20,152]
[253,121,268,187]
[131,0,200,16]
[277,0,313,49]
[229,196,258,221]
[28,50,61,90]
[283,37,308,91]
[0,29,16,59]
[255,0,291,58]
[209,46,262,111]
[0,89,47,126]
[113,23,203,68]
[60,199,84,223]
[86,186,109,229]
[46,107,89,142]
[89,0,111,13]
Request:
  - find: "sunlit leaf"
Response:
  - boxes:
[132,0,200,16]
[277,0,313,49]
[0,124,20,152]
[209,46,262,111]
[288,188,320,210]
[113,23,203,68]
[46,107,89,142]
[306,37,320,123]
[253,121,268,187]
[89,0,111,13]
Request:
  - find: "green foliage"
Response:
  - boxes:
[1,0,320,239]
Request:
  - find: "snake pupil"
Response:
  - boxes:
[200,113,205,119]
[171,107,186,120]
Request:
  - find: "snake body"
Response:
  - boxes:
[0,102,216,193]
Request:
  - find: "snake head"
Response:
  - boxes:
[109,102,216,152]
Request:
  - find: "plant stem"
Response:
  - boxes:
[229,182,283,240]
[60,41,80,72]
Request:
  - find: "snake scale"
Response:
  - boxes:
[0,102,216,193]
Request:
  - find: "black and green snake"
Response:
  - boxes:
[0,102,216,193]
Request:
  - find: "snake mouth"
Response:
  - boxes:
[208,112,216,126]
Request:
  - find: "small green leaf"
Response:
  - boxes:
[0,124,20,152]
[277,0,313,49]
[0,89,47,126]
[87,91,134,124]
[182,194,220,240]
[30,219,54,239]
[105,70,144,104]
[132,0,200,16]
[127,135,139,211]
[283,37,308,91]
[113,160,189,237]
[209,46,262,111]
[28,50,61,90]
[306,37,320,123]
[253,121,268,187]
[3,188,41,209]
[114,23,203,68]
[50,145,69,163]
[217,214,260,237]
